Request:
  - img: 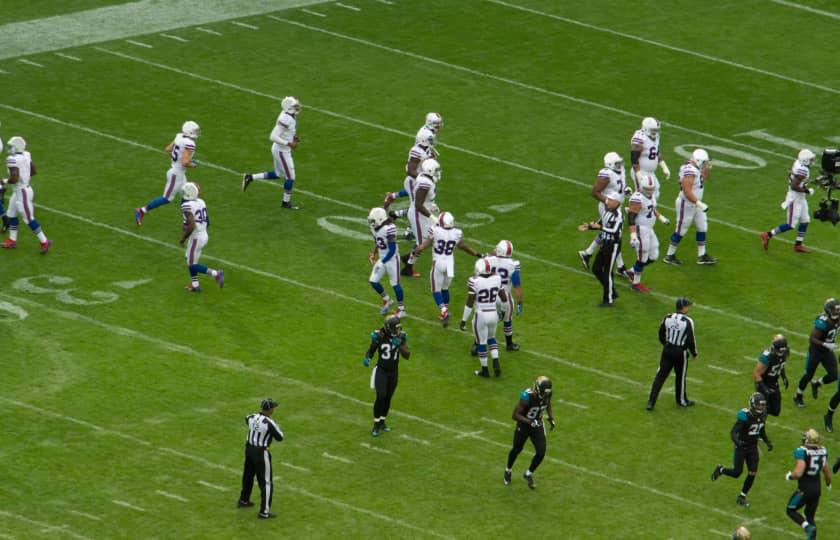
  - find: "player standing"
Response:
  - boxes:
[367,207,405,317]
[784,429,831,540]
[135,121,200,225]
[761,149,817,253]
[793,298,840,408]
[460,258,508,377]
[362,315,410,437]
[663,148,717,265]
[242,97,302,210]
[487,240,523,351]
[504,376,554,489]
[179,182,224,292]
[630,117,671,200]
[402,158,441,278]
[1,136,51,253]
[626,172,669,293]
[383,113,442,211]
[753,335,789,417]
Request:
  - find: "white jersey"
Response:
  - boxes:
[486,255,520,293]
[597,167,626,204]
[469,274,503,311]
[631,129,661,172]
[411,173,437,211]
[406,143,435,176]
[430,226,463,263]
[169,133,196,174]
[270,111,298,148]
[372,222,398,262]
[181,198,209,235]
[629,191,657,228]
[6,151,32,192]
[788,159,811,200]
[677,162,704,203]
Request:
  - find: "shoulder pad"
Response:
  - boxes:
[794,447,806,460]
[737,409,749,421]
[759,351,770,365]
[519,389,531,402]
[370,330,381,342]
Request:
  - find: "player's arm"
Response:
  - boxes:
[412,236,434,257]
[414,187,431,217]
[546,400,555,429]
[397,332,410,359]
[179,210,195,245]
[363,331,381,366]
[753,360,770,395]
[165,141,174,153]
[455,239,481,258]
[790,173,809,193]
[627,200,641,243]
[681,174,700,203]
[406,157,422,178]
[7,166,19,184]
[810,326,834,350]
[591,177,610,203]
[822,459,833,488]
[380,230,398,263]
[180,147,195,168]
[512,399,530,424]
[730,419,745,447]
[30,162,37,176]
[685,319,698,357]
[267,418,284,442]
[498,287,508,303]
[658,319,667,346]
[788,458,807,480]
[511,270,522,305]
[630,142,643,175]
[460,287,476,331]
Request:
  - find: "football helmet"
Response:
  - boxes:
[641,117,660,138]
[424,112,443,131]
[181,121,200,139]
[803,428,820,446]
[749,392,766,416]
[438,211,454,229]
[824,297,840,320]
[182,182,200,201]
[281,96,301,115]
[474,257,492,276]
[533,376,553,400]
[383,315,402,337]
[495,240,513,258]
[368,207,388,228]
[7,136,26,154]
[771,334,788,355]
[416,127,437,147]
[732,526,751,540]
[691,148,710,169]
[603,151,623,173]
[638,171,656,196]
[798,148,816,167]
[419,158,441,181]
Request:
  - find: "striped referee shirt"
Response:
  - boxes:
[659,312,697,356]
[245,413,284,448]
[598,208,623,243]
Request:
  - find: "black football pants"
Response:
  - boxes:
[648,346,689,406]
[239,445,273,515]
[507,423,546,473]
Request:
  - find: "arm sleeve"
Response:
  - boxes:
[630,150,641,165]
[380,241,397,263]
[510,269,521,287]
[659,320,667,346]
[365,331,381,358]
[267,419,284,441]
[730,420,743,446]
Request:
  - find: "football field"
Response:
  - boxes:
[4,1,840,538]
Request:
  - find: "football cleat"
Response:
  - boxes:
[793,244,811,253]
[735,495,750,507]
[281,201,300,210]
[833,458,840,474]
[381,422,391,433]
[39,240,52,254]
[403,230,415,242]
[257,512,277,519]
[623,270,635,282]
[503,470,512,486]
[2,238,16,249]
[645,401,654,411]
[760,231,770,250]
[793,394,805,408]
[663,254,682,266]
[396,307,406,318]
[470,343,478,357]
[215,270,225,288]
[134,208,145,226]
[242,174,253,192]
[631,282,651,293]
[379,298,393,316]
[678,400,695,407]
[825,413,834,433]
[523,472,535,490]
[371,423,381,437]
[812,381,821,399]
[577,250,591,270]
[696,254,717,265]
[438,308,450,327]
[493,358,501,377]
[506,342,520,352]
[185,284,202,293]
[805,524,816,540]
[711,464,723,481]
[237,500,255,508]
[474,368,490,378]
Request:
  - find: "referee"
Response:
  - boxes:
[646,297,698,410]
[578,197,623,307]
[238,398,284,519]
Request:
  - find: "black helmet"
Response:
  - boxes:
[676,297,693,311]
[749,392,766,416]
[384,315,402,336]
[771,334,788,354]
[533,376,553,400]
[261,398,278,411]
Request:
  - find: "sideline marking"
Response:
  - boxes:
[336,2,362,10]
[231,21,259,29]
[707,364,739,375]
[125,40,153,49]
[160,34,189,43]
[54,53,82,62]
[299,8,327,17]
[17,59,44,68]
[323,452,355,464]
[593,390,626,400]
[197,480,229,491]
[111,500,146,512]
[156,490,189,502]
[196,27,223,36]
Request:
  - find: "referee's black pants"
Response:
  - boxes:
[592,240,619,304]
[239,444,273,515]
[373,366,399,421]
[648,345,689,406]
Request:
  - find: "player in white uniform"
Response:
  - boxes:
[664,148,717,265]
[488,240,523,351]
[630,117,671,201]
[460,258,509,378]
[367,207,406,317]
[412,211,481,326]
[761,149,816,253]
[179,182,224,292]
[578,152,631,278]
[402,158,441,278]
[627,173,670,293]
[0,126,7,232]
[135,121,200,225]
[242,97,303,210]
[384,127,438,242]
[1,136,51,253]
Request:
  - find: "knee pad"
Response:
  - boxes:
[696,231,706,243]
[283,179,295,192]
[670,232,682,244]
[9,217,19,227]
[28,219,40,231]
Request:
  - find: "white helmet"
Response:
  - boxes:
[7,136,26,154]
[419,158,441,181]
[638,172,656,197]
[281,96,301,115]
[415,127,436,147]
[495,240,513,258]
[798,149,816,167]
[181,121,200,139]
[424,112,443,131]
[691,148,710,169]
[182,182,200,201]
[641,117,660,138]
[438,211,454,229]
[368,207,388,228]
[604,151,623,173]
[474,257,493,276]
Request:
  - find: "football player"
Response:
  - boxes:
[630,117,671,200]
[753,335,790,417]
[504,376,554,489]
[487,240,523,351]
[411,211,481,326]
[362,315,410,437]
[761,149,816,253]
[711,393,773,508]
[241,97,302,210]
[626,172,669,293]
[367,207,406,317]
[0,124,7,232]
[793,298,840,408]
[179,182,224,292]
[663,148,717,265]
[383,113,442,211]
[1,136,51,253]
[402,158,441,278]
[785,429,831,540]
[577,152,631,278]
[135,121,200,225]
[460,258,509,377]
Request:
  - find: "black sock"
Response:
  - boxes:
[741,474,755,495]
[505,335,513,346]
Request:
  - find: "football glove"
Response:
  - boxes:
[517,302,523,316]
[629,232,640,249]
[824,342,837,351]
[765,440,774,452]
[548,417,555,431]
[363,357,370,367]
[781,373,790,389]
[785,471,793,481]
[696,201,709,212]
[660,160,671,180]
[459,320,467,331]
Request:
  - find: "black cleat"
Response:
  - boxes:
[577,250,591,270]
[663,254,682,266]
[825,413,834,433]
[645,401,654,411]
[503,470,512,486]
[403,229,415,242]
[242,173,253,192]
[794,394,805,408]
[832,458,840,474]
[381,422,391,433]
[371,422,381,437]
[696,254,717,265]
[736,495,750,507]
[711,464,723,481]
[506,342,520,352]
[258,512,277,519]
[237,500,255,508]
[523,472,535,490]
[812,381,821,399]
[597,302,615,308]
[474,368,490,378]
[470,343,478,357]
[492,358,501,377]
[281,201,300,210]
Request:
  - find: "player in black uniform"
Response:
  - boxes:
[753,334,789,417]
[362,315,410,437]
[711,393,773,507]
[504,376,554,489]
[793,298,840,408]
[785,429,832,540]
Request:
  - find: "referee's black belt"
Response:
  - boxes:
[664,343,686,351]
[246,443,269,450]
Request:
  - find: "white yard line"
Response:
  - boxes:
[280,461,311,473]
[768,0,840,20]
[125,39,153,49]
[373,0,394,4]
[195,27,223,36]
[298,8,328,17]
[197,480,229,491]
[68,510,101,521]
[707,364,740,375]
[593,390,626,400]
[323,452,355,464]
[111,500,146,512]
[54,53,82,62]
[556,399,589,410]
[160,33,189,43]
[335,2,361,11]
[479,417,509,427]
[360,442,393,454]
[155,490,189,502]
[399,434,430,445]
[231,21,259,30]
[17,59,44,68]
[0,511,91,540]
[454,430,484,440]
[686,377,704,385]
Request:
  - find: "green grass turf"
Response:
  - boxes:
[3,0,840,538]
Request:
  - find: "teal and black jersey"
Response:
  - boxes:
[758,347,787,386]
[794,445,828,488]
[517,388,551,427]
[812,314,840,348]
[730,408,768,449]
[365,329,407,372]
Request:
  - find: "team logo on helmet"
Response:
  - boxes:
[495,240,513,258]
[368,207,388,228]
[533,376,553,400]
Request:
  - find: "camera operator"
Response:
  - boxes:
[812,148,840,226]
[760,149,816,253]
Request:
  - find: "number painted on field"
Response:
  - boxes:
[12,275,120,305]
[457,212,494,229]
[0,300,28,322]
[673,144,767,170]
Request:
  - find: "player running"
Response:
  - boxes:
[367,207,406,317]
[1,136,51,253]
[460,258,509,378]
[793,298,840,408]
[626,172,669,292]
[504,376,554,489]
[179,182,223,292]
[784,429,831,540]
[761,149,817,253]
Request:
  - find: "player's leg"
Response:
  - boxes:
[242,147,281,192]
[437,273,452,326]
[631,228,650,290]
[786,490,807,526]
[736,448,759,506]
[811,351,837,398]
[524,425,547,488]
[387,257,404,316]
[372,367,387,435]
[502,294,518,351]
[763,198,795,249]
[380,371,398,432]
[767,387,781,417]
[647,353,674,410]
[2,191,20,246]
[721,448,746,478]
[139,171,181,222]
[238,448,256,506]
[824,387,840,432]
[665,199,692,264]
[276,150,298,210]
[794,200,810,252]
[674,351,692,406]
[430,261,444,310]
[20,188,49,252]
[252,449,268,516]
[401,210,421,277]
[803,491,819,536]
[487,312,501,376]
[260,449,274,517]
[795,352,819,406]
[505,424,529,484]
[185,234,220,290]
[474,312,490,378]
[694,210,716,264]
[369,261,392,313]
